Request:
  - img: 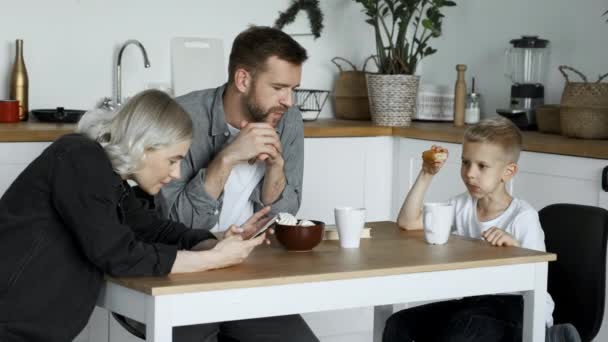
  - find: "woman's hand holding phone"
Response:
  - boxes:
[224,206,275,244]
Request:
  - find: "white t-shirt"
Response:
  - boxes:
[448,192,555,327]
[212,124,266,233]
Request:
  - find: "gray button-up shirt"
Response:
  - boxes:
[155,84,304,230]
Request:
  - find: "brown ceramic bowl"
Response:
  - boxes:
[274,220,325,251]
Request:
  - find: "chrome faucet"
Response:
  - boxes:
[115,39,151,106]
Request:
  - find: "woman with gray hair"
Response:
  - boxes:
[0,89,271,342]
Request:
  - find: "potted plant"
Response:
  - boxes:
[354,0,456,126]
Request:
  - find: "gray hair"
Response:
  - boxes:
[78,89,192,176]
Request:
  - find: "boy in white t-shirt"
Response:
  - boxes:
[383,118,579,342]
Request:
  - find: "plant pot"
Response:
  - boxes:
[365,74,420,126]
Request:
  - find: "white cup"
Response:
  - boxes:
[334,207,366,248]
[423,203,454,245]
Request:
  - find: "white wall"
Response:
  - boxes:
[2,1,605,120]
[0,0,374,117]
[416,0,608,117]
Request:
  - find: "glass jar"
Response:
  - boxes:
[465,92,481,124]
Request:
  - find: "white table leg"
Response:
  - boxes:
[523,262,547,342]
[145,296,172,342]
[373,305,394,342]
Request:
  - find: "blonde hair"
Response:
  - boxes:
[78,89,192,176]
[464,117,523,162]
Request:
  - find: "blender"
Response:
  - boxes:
[497,36,550,129]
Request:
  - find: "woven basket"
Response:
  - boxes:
[558,65,608,139]
[560,106,608,139]
[365,73,420,126]
[536,104,561,134]
[332,57,371,121]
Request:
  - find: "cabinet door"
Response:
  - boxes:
[0,142,49,196]
[514,151,607,210]
[300,137,393,224]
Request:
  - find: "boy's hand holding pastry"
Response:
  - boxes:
[481,227,520,247]
[421,145,449,175]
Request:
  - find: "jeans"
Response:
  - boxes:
[382,295,524,342]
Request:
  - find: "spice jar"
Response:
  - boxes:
[465,92,481,124]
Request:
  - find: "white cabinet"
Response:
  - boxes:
[515,151,607,210]
[300,137,394,224]
[0,142,50,196]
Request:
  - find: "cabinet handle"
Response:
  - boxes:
[603,166,608,192]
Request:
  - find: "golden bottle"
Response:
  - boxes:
[10,39,29,121]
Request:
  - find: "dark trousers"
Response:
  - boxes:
[126,314,319,342]
[382,295,524,342]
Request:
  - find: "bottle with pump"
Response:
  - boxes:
[10,39,29,121]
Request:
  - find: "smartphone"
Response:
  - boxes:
[249,215,278,240]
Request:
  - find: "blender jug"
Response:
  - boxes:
[498,36,550,129]
[505,35,550,85]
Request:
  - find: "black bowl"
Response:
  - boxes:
[31,107,85,123]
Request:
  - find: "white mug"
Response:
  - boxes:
[423,203,454,245]
[334,207,366,248]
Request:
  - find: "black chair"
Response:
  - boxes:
[539,203,608,341]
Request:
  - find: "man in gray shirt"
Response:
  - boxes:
[157,27,304,233]
[154,26,317,342]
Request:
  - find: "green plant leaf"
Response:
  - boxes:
[382,6,390,17]
[355,0,456,74]
[422,18,434,30]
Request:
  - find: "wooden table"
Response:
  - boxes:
[96,222,555,341]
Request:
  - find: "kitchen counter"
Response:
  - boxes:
[0,122,75,143]
[1,119,607,159]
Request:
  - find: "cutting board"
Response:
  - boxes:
[170,37,226,97]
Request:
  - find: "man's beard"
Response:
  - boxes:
[245,93,288,123]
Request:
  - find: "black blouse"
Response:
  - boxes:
[0,134,214,342]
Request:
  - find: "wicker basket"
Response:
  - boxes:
[332,57,371,121]
[558,65,608,139]
[535,104,561,134]
[560,106,608,139]
[365,73,420,127]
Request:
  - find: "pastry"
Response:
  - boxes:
[422,149,448,162]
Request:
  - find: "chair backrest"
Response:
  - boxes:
[539,203,608,341]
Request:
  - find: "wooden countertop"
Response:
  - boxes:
[107,221,555,296]
[0,121,75,143]
[1,119,607,159]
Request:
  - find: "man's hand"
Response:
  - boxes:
[481,227,520,247]
[221,121,282,165]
